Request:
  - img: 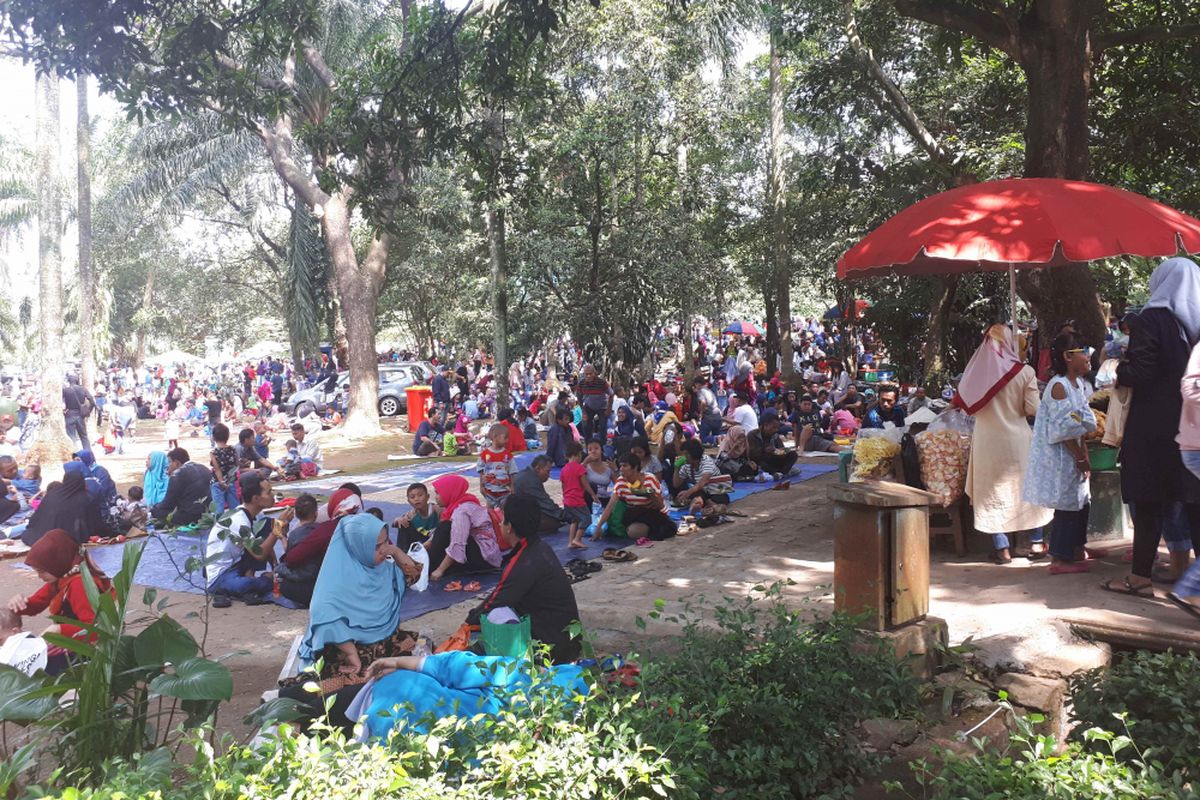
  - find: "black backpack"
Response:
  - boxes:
[900,433,925,490]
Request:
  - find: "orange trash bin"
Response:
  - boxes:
[406,385,433,433]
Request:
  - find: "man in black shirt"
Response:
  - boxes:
[792,394,840,452]
[151,447,212,526]
[62,375,94,452]
[467,493,581,663]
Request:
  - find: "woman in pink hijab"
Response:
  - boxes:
[428,475,502,584]
[959,324,1053,563]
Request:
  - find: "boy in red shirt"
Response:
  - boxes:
[561,441,595,549]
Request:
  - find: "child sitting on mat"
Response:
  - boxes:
[394,482,441,550]
[11,465,40,499]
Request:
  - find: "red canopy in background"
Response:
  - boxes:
[837,178,1200,280]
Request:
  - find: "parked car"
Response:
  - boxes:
[284,362,434,417]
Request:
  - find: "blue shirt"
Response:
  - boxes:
[863,406,905,429]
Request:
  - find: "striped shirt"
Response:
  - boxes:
[677,455,733,494]
[613,473,662,508]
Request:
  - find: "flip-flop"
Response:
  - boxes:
[610,550,638,563]
[1083,546,1111,559]
[1167,592,1200,621]
[635,537,654,547]
[463,581,482,592]
[1099,577,1157,599]
[443,580,463,592]
[770,480,791,491]
[601,548,619,559]
[1048,561,1089,575]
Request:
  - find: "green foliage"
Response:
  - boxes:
[888,704,1197,800]
[0,542,232,788]
[1068,649,1200,773]
[638,584,920,798]
[39,666,702,800]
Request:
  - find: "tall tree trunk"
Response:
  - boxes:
[325,265,349,368]
[768,24,793,377]
[32,73,72,466]
[923,276,958,385]
[1015,4,1105,347]
[321,196,385,436]
[76,77,96,393]
[133,264,155,368]
[762,278,778,372]
[487,206,510,410]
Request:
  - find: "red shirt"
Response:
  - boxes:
[502,420,527,451]
[23,573,111,641]
[560,461,588,507]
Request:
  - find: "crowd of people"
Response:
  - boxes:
[5,279,1200,737]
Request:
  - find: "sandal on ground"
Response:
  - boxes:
[1099,577,1157,599]
[1048,561,1090,575]
[212,594,232,609]
[1167,592,1200,621]
[601,549,620,560]
[991,550,1012,565]
[635,537,654,547]
[770,480,791,491]
[1017,549,1048,561]
[443,580,463,592]
[1083,546,1111,560]
[609,549,638,563]
[463,581,482,592]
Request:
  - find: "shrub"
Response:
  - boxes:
[636,584,920,799]
[889,703,1198,800]
[38,667,707,800]
[1069,649,1200,772]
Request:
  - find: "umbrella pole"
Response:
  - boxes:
[1008,264,1018,328]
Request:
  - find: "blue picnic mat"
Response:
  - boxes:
[284,460,472,494]
[76,462,837,618]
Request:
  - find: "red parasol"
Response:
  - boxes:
[837,178,1200,324]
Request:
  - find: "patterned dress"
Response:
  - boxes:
[1023,375,1096,512]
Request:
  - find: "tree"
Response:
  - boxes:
[888,0,1200,346]
[32,73,73,465]
[76,76,96,392]
[3,0,580,435]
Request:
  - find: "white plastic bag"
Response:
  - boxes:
[928,407,975,435]
[407,542,430,592]
[1095,358,1120,390]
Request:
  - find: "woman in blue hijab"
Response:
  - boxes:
[299,512,423,676]
[72,450,117,505]
[142,452,169,507]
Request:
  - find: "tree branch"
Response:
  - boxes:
[213,52,291,93]
[1097,24,1200,51]
[845,0,958,169]
[300,42,337,90]
[892,0,1018,58]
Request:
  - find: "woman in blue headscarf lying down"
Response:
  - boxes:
[353,650,590,739]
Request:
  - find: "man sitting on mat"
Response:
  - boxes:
[465,494,581,664]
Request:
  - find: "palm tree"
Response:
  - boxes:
[77,76,97,392]
[32,72,74,465]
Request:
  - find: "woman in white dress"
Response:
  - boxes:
[960,324,1054,563]
[1023,333,1097,574]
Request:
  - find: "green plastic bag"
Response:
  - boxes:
[480,614,532,658]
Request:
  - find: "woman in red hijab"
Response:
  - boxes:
[6,529,113,671]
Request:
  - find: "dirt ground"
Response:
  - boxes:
[3,425,1199,741]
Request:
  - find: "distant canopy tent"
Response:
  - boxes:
[723,321,763,336]
[836,178,1200,327]
[144,349,202,366]
[823,299,871,320]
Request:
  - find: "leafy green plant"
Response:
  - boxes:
[636,583,920,799]
[0,541,233,788]
[886,702,1197,800]
[1069,649,1200,773]
[39,662,705,800]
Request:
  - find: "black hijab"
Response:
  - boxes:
[21,471,105,547]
